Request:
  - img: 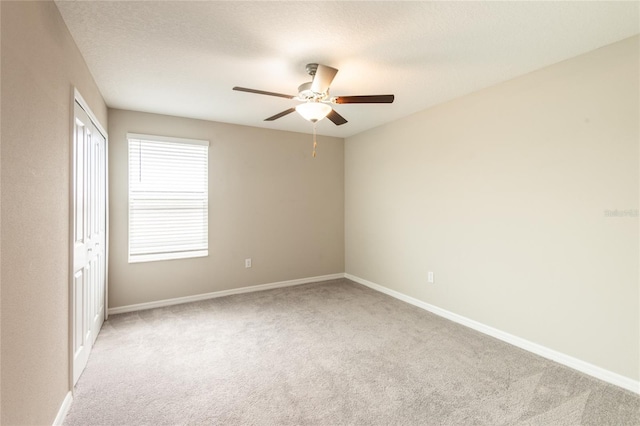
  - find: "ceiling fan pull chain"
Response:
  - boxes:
[312,122,318,158]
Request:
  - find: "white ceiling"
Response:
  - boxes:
[55,1,639,138]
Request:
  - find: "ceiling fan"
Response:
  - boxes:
[233,63,395,126]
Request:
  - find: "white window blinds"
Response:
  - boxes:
[128,133,209,263]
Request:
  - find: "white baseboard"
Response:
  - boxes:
[108,273,345,315]
[53,391,73,426]
[345,273,640,395]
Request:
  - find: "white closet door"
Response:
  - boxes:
[72,101,106,385]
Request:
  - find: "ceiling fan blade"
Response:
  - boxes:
[311,64,338,94]
[264,108,296,121]
[233,86,295,99]
[327,109,348,126]
[333,95,395,104]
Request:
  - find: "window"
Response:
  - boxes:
[128,133,209,263]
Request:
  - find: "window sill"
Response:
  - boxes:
[128,250,208,264]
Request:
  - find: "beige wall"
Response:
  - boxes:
[108,109,344,308]
[345,36,639,381]
[1,1,107,424]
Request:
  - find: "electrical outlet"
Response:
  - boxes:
[245,258,252,268]
[428,271,434,283]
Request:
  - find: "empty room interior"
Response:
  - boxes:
[1,0,639,425]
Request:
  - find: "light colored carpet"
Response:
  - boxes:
[64,279,639,425]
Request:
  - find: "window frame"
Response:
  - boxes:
[127,133,209,263]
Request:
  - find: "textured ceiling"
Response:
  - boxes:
[55,1,639,138]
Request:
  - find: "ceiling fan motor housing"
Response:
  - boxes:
[297,82,325,101]
[297,63,331,101]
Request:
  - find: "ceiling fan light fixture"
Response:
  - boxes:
[295,102,332,123]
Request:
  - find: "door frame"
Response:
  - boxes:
[68,88,109,391]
